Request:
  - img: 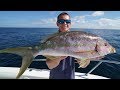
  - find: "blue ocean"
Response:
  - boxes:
[0,27,120,79]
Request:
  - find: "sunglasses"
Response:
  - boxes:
[57,19,71,24]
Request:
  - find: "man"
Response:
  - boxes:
[46,12,90,79]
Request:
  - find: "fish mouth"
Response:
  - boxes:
[111,47,116,53]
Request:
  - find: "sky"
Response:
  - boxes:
[0,11,120,29]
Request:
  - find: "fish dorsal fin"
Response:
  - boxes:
[41,31,69,43]
[41,32,60,43]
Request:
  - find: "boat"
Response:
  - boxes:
[0,58,120,79]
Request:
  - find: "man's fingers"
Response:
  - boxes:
[77,59,90,68]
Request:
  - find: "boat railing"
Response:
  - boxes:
[33,57,120,77]
[84,59,120,76]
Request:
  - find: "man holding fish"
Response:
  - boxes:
[46,12,92,79]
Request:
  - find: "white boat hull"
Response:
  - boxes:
[0,67,109,79]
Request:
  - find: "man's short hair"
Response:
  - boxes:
[57,12,70,20]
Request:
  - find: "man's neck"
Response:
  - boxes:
[58,30,70,33]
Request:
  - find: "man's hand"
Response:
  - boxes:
[46,56,67,69]
[76,59,90,68]
[75,56,104,68]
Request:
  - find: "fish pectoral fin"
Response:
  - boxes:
[16,53,34,79]
[76,58,90,68]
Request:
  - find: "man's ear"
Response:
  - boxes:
[56,22,59,26]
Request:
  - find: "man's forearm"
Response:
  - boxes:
[46,56,67,69]
[46,59,61,69]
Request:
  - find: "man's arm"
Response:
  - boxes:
[46,56,67,69]
[75,56,104,68]
[75,59,90,68]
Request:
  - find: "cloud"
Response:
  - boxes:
[71,14,120,29]
[94,18,120,29]
[92,11,104,17]
[31,18,57,27]
[30,12,120,29]
[71,16,86,25]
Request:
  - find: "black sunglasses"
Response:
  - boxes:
[57,19,71,24]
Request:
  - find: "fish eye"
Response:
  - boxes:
[104,43,107,46]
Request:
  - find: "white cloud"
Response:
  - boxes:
[31,18,57,27]
[72,15,120,29]
[71,16,86,26]
[95,18,120,29]
[49,11,56,15]
[92,11,104,17]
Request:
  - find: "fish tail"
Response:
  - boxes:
[16,54,34,79]
[0,47,35,79]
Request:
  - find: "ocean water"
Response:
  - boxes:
[0,27,120,79]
